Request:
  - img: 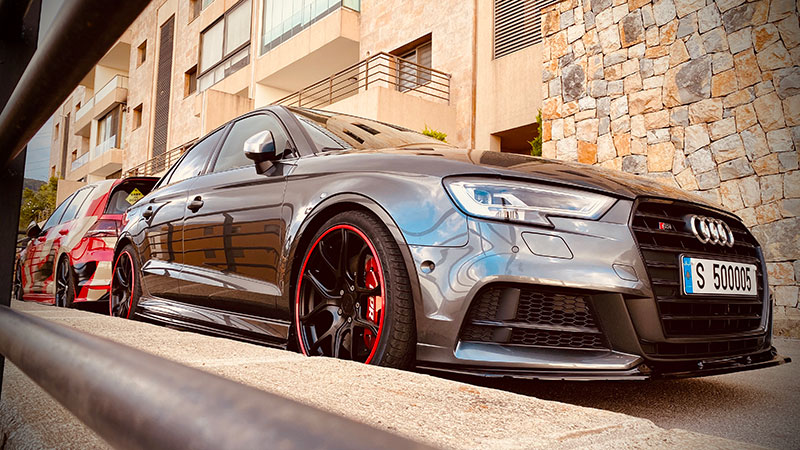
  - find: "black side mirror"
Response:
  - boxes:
[26,221,41,239]
[244,131,279,174]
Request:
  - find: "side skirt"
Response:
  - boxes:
[136,296,290,348]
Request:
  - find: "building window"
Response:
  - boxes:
[133,104,143,130]
[494,0,556,59]
[203,0,214,8]
[261,0,360,55]
[137,40,147,66]
[185,66,198,97]
[394,39,432,92]
[190,0,201,21]
[97,106,125,154]
[198,0,251,91]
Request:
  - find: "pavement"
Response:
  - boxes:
[0,300,770,449]
[460,338,800,450]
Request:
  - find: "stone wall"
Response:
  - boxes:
[540,0,800,336]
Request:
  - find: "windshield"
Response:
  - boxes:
[289,107,452,151]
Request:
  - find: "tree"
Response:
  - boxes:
[19,176,58,230]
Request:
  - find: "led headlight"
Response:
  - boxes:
[444,178,616,226]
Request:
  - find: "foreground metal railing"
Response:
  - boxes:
[273,52,451,110]
[0,306,428,450]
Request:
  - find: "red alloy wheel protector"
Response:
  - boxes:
[295,224,386,363]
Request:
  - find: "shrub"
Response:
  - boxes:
[422,125,447,142]
[528,110,543,157]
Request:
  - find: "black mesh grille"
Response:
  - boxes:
[459,284,608,350]
[631,199,768,358]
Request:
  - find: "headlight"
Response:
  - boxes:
[444,178,616,226]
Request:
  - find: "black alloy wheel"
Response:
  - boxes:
[295,211,415,367]
[12,260,23,301]
[55,257,75,308]
[110,246,141,318]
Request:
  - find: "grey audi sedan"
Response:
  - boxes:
[111,106,789,379]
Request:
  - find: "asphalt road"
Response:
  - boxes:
[443,338,799,449]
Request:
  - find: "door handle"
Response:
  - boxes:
[142,206,153,220]
[188,196,204,213]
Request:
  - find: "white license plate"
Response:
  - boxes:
[681,256,758,297]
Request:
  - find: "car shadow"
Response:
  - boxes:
[424,371,772,424]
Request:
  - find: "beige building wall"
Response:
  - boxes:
[358,0,477,148]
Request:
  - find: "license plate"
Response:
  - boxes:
[680,256,758,296]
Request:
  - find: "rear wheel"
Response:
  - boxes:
[12,260,22,301]
[295,211,415,368]
[55,257,75,308]
[110,246,141,318]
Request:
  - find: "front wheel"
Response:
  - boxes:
[55,257,75,308]
[12,260,23,301]
[110,246,142,318]
[295,211,415,368]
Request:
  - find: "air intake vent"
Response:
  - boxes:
[494,0,559,59]
[459,284,608,350]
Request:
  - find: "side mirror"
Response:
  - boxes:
[244,130,279,174]
[26,221,41,239]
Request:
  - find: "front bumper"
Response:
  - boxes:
[418,347,790,381]
[408,198,787,380]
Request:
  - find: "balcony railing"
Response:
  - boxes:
[70,151,89,171]
[92,135,118,159]
[273,52,451,110]
[95,74,128,102]
[75,97,94,122]
[124,142,192,177]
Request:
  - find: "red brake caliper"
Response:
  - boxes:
[363,255,383,349]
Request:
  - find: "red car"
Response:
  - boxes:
[14,177,157,306]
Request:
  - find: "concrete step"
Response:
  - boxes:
[1,300,760,449]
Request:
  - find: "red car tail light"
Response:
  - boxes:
[86,219,119,238]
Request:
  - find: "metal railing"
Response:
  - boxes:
[70,151,89,171]
[273,52,451,110]
[124,143,189,177]
[0,306,428,450]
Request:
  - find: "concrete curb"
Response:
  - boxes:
[1,301,762,449]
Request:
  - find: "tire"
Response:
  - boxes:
[12,260,23,301]
[294,210,415,368]
[55,256,75,308]
[110,245,142,319]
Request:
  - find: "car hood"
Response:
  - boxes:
[333,146,716,207]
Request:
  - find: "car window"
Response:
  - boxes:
[41,193,75,231]
[212,114,292,173]
[167,128,223,185]
[105,180,154,214]
[60,187,94,224]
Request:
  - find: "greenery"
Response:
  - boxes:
[422,125,447,142]
[528,109,543,157]
[19,176,58,230]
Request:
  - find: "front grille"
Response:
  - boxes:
[459,284,608,350]
[631,199,767,358]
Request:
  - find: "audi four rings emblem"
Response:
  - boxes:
[688,215,735,247]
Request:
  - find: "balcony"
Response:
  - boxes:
[88,136,123,177]
[255,5,360,104]
[125,144,188,178]
[273,53,457,138]
[93,75,128,120]
[74,97,94,137]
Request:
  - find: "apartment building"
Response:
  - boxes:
[49,0,550,184]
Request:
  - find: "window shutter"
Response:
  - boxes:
[494,0,558,59]
[152,16,175,171]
